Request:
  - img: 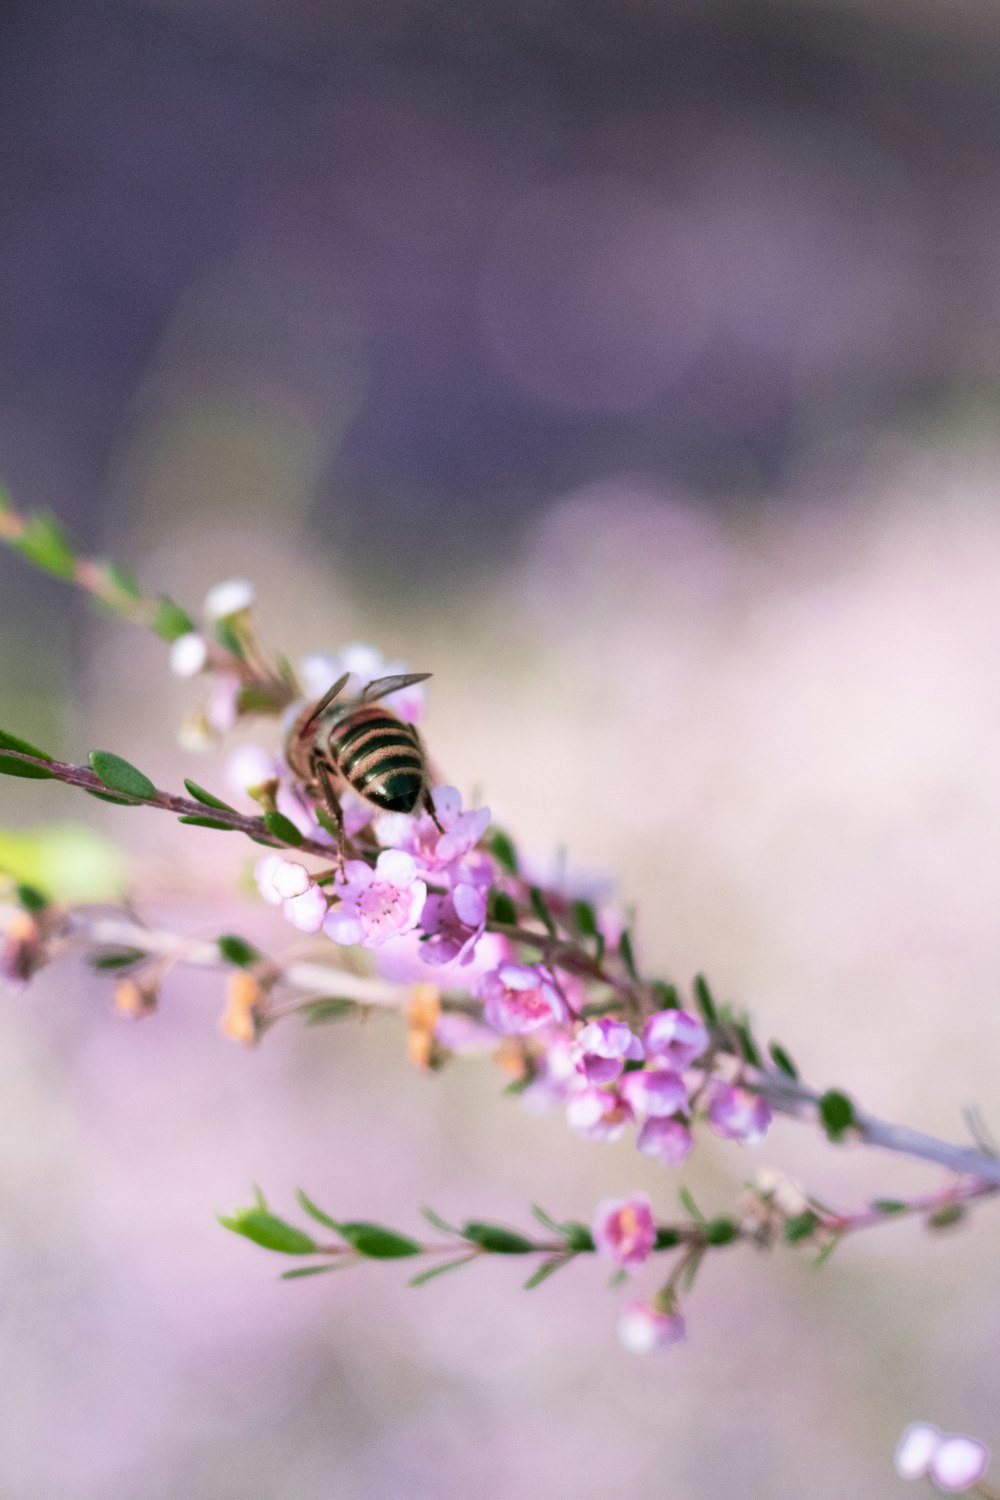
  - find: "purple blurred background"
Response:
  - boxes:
[3,2,1000,1496]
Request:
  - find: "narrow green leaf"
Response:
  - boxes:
[13,512,77,578]
[681,1249,704,1294]
[218,1208,318,1256]
[217,934,259,968]
[0,729,54,780]
[263,810,304,846]
[302,998,359,1026]
[295,1188,342,1232]
[151,596,196,642]
[870,1198,908,1216]
[86,790,136,806]
[489,829,518,874]
[927,1203,965,1231]
[734,1018,763,1068]
[183,779,236,813]
[408,1255,477,1287]
[461,1222,535,1255]
[784,1211,821,1244]
[768,1041,799,1079]
[89,948,145,970]
[335,1222,423,1259]
[654,1227,682,1250]
[530,1203,562,1234]
[814,1236,841,1268]
[818,1089,855,1141]
[177,815,236,830]
[705,1217,739,1246]
[15,883,48,912]
[693,974,718,1025]
[88,750,156,801]
[420,1206,461,1236]
[214,619,245,658]
[488,889,517,927]
[571,899,598,939]
[280,1263,342,1280]
[619,927,639,981]
[650,980,680,1010]
[103,562,143,600]
[523,1256,570,1290]
[529,886,557,937]
[560,1222,595,1252]
[678,1186,706,1223]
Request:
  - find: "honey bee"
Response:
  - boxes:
[285,671,441,850]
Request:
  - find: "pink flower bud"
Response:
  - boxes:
[478,963,566,1035]
[271,861,311,899]
[573,1018,644,1083]
[642,1008,709,1068]
[706,1083,772,1146]
[618,1300,686,1353]
[592,1193,656,1268]
[636,1117,694,1166]
[565,1086,633,1142]
[620,1067,689,1118]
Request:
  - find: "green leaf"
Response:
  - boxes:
[104,562,143,600]
[768,1041,799,1079]
[0,728,54,779]
[295,1188,342,1233]
[571,899,598,939]
[217,934,259,968]
[530,1203,562,1234]
[218,1208,318,1256]
[408,1255,477,1287]
[263,810,304,846]
[734,1018,763,1068]
[678,1185,706,1223]
[12,512,77,578]
[654,1227,682,1250]
[870,1198,908,1216]
[88,750,156,801]
[151,596,196,643]
[705,1216,739,1246]
[607,1268,628,1291]
[183,779,237,813]
[814,1236,840,1268]
[818,1089,855,1141]
[681,1249,705,1294]
[529,886,557,937]
[87,790,137,806]
[214,619,245,659]
[15,882,48,912]
[693,974,718,1025]
[489,829,518,874]
[559,1222,595,1252]
[523,1256,569,1290]
[89,949,145,970]
[301,998,360,1026]
[280,1263,341,1280]
[927,1203,965,1231]
[334,1222,423,1259]
[421,1206,461,1236]
[461,1222,535,1254]
[177,815,236,830]
[650,980,680,1010]
[488,889,517,926]
[619,927,639,981]
[784,1211,821,1244]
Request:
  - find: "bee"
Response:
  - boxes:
[285,670,441,851]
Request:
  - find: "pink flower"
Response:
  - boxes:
[706,1083,772,1145]
[300,644,427,722]
[373,928,509,992]
[478,963,567,1035]
[226,744,279,797]
[565,1086,634,1142]
[618,1301,686,1354]
[636,1117,694,1166]
[418,882,486,967]
[592,1193,657,1268]
[619,1067,689,1118]
[379,785,491,873]
[282,885,329,933]
[572,1017,644,1084]
[895,1424,990,1492]
[255,857,328,933]
[642,1008,709,1068]
[323,851,427,949]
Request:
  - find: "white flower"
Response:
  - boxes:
[169,631,208,677]
[204,578,255,620]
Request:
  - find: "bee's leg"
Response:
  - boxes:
[424,789,445,834]
[312,756,347,875]
[413,728,445,832]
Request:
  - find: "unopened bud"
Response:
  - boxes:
[219,971,261,1045]
[247,778,280,814]
[204,579,255,621]
[406,983,442,1070]
[1,912,45,984]
[114,973,158,1018]
[169,631,209,677]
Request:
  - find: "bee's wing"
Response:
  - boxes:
[361,672,432,705]
[302,671,352,728]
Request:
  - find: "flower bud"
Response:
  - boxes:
[168,631,208,677]
[219,971,262,1045]
[114,973,158,1018]
[1,911,45,984]
[406,983,442,1070]
[204,578,255,620]
[618,1299,686,1354]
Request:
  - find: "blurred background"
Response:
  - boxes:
[3,0,1000,1495]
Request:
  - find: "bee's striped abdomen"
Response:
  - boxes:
[325,707,426,813]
